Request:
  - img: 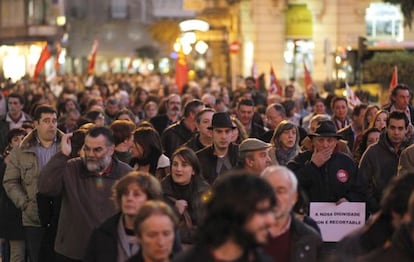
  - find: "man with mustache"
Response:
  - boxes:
[38,126,132,262]
[150,94,182,136]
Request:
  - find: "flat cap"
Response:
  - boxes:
[239,138,271,152]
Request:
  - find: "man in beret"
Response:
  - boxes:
[238,138,273,174]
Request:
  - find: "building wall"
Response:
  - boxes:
[243,0,412,89]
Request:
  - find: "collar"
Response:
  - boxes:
[6,112,25,123]
[270,216,292,238]
[99,160,114,176]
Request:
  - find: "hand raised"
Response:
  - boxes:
[61,133,73,157]
[175,200,188,215]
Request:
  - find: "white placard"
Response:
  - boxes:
[309,202,366,242]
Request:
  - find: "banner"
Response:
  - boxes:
[309,202,366,242]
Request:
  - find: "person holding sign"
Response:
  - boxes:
[287,120,366,208]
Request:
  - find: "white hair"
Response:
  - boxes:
[261,165,298,192]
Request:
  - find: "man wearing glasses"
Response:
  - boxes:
[38,126,132,262]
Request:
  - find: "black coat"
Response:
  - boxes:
[161,174,210,244]
[84,213,183,262]
[360,223,414,262]
[287,151,366,204]
[196,143,239,185]
[173,244,272,262]
[335,213,394,261]
[0,158,24,240]
[337,125,355,152]
[84,213,123,262]
[150,114,176,136]
[161,120,194,158]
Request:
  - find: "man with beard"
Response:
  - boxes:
[161,99,204,158]
[196,112,239,185]
[38,126,132,262]
[150,94,182,135]
[261,165,322,262]
[3,105,62,262]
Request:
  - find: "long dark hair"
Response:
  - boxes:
[132,126,163,175]
[197,172,276,249]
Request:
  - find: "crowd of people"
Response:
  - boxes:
[0,73,414,262]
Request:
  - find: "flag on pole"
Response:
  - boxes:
[33,44,51,80]
[87,39,99,75]
[303,62,313,89]
[269,65,282,96]
[389,66,398,91]
[251,62,259,89]
[175,48,188,94]
[345,82,361,109]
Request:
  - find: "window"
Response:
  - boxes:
[111,0,128,19]
[365,3,403,41]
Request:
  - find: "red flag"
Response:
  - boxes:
[389,66,398,91]
[251,62,259,89]
[345,83,361,110]
[269,65,282,96]
[303,62,313,89]
[175,49,188,94]
[87,40,99,75]
[33,44,51,80]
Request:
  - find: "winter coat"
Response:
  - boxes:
[3,129,62,226]
[38,151,132,260]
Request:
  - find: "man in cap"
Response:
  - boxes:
[196,112,239,185]
[238,138,273,174]
[287,120,366,208]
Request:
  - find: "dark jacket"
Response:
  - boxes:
[173,244,272,262]
[359,131,410,213]
[183,133,207,153]
[84,212,183,262]
[38,152,132,260]
[150,114,176,136]
[161,120,194,158]
[161,174,210,244]
[335,212,394,261]
[264,214,322,262]
[84,213,127,262]
[360,223,414,262]
[196,143,239,185]
[248,121,266,139]
[337,125,355,152]
[287,151,366,204]
[0,157,24,240]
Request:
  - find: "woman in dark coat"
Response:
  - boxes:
[161,147,210,245]
[0,128,27,262]
[84,171,181,262]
